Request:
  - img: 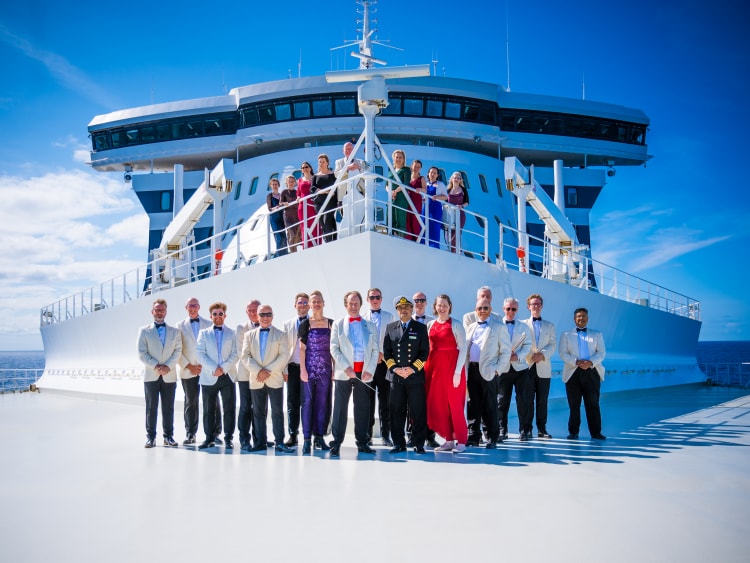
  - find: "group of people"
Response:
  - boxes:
[264,142,471,255]
[137,285,607,454]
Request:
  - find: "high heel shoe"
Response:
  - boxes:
[314,436,331,451]
[302,439,312,455]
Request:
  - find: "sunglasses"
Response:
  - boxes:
[414,298,427,303]
[259,312,273,318]
[476,306,490,311]
[211,311,225,316]
[368,296,382,300]
[504,307,517,311]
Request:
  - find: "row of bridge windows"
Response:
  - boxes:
[91,92,647,152]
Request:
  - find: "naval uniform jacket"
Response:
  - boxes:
[382,319,429,384]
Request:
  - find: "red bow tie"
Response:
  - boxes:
[349,316,361,323]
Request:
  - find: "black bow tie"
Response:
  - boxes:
[478,320,488,325]
[252,322,260,328]
[576,327,587,333]
[154,322,166,328]
[298,317,307,322]
[190,318,200,323]
[416,315,425,320]
[533,317,542,322]
[505,320,515,324]
[371,310,381,314]
[260,328,270,332]
[214,326,223,331]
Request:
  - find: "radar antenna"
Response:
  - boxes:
[330,1,403,69]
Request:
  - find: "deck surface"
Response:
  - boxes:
[1,384,749,562]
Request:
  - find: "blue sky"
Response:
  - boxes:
[1,0,748,349]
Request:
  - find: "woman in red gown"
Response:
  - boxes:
[405,159,426,241]
[297,161,319,249]
[424,294,468,452]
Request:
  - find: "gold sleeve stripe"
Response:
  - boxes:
[385,359,396,369]
[413,360,425,370]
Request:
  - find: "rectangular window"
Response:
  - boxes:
[204,119,222,135]
[334,97,356,115]
[275,103,291,121]
[293,101,310,119]
[241,107,259,127]
[126,129,139,144]
[185,121,203,137]
[445,101,461,119]
[426,99,443,117]
[257,105,275,123]
[381,97,401,115]
[312,99,332,117]
[156,124,171,141]
[403,97,424,116]
[160,191,171,212]
[93,134,109,151]
[567,187,578,207]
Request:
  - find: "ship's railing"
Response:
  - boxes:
[700,363,750,387]
[0,369,43,393]
[498,224,701,320]
[39,171,487,325]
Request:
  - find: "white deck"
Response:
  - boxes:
[1,384,749,562]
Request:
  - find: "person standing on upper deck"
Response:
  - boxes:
[405,159,427,241]
[311,154,337,243]
[137,298,182,449]
[446,171,469,253]
[559,307,606,441]
[266,177,288,257]
[280,175,300,252]
[388,149,410,238]
[522,293,557,438]
[297,161,319,249]
[424,166,447,248]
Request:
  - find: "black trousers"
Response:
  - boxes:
[390,380,426,448]
[181,376,200,436]
[498,366,530,435]
[369,361,391,439]
[250,385,285,445]
[331,376,372,446]
[466,362,500,442]
[565,367,602,436]
[144,377,176,440]
[237,380,256,446]
[528,366,551,433]
[286,362,302,436]
[201,374,236,441]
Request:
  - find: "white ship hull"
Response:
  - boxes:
[38,231,703,399]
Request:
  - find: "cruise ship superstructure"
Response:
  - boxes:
[38,1,703,399]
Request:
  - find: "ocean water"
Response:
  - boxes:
[0,350,45,392]
[696,341,750,364]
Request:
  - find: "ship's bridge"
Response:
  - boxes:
[87,75,650,173]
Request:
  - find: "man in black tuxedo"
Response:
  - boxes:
[383,295,430,454]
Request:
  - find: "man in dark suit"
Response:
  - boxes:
[383,295,430,454]
[137,298,182,448]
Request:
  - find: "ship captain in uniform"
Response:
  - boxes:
[383,295,430,454]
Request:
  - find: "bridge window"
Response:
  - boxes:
[426,99,443,117]
[445,101,461,119]
[334,97,356,115]
[160,191,171,211]
[381,97,401,115]
[312,99,332,117]
[294,101,310,119]
[403,97,424,116]
[275,103,292,121]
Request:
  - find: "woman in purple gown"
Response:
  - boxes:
[298,290,334,454]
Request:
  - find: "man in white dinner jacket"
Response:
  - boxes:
[559,307,606,441]
[196,302,238,450]
[241,304,293,454]
[465,298,511,448]
[176,297,215,445]
[137,298,182,448]
[235,299,261,451]
[329,290,380,457]
[281,292,310,447]
[521,293,557,438]
[362,287,394,446]
[463,285,502,329]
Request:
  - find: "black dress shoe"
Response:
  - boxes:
[182,434,196,445]
[486,440,497,449]
[389,445,407,454]
[567,433,579,440]
[302,439,312,454]
[275,444,294,453]
[466,440,479,447]
[284,435,298,447]
[381,437,394,447]
[266,441,275,448]
[357,444,376,454]
[213,437,223,445]
[163,436,178,447]
[591,434,607,441]
[538,430,552,439]
[224,439,234,449]
[198,439,215,449]
[144,438,156,448]
[426,437,441,449]
[249,443,267,452]
[240,442,251,452]
[330,445,340,457]
[314,436,331,451]
[406,439,413,448]
[413,446,426,454]
[519,431,530,442]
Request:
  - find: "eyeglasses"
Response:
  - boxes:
[296,301,309,306]
[529,302,542,307]
[368,295,382,300]
[504,307,517,311]
[476,306,490,311]
[259,312,273,318]
[414,298,426,303]
[211,311,225,316]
